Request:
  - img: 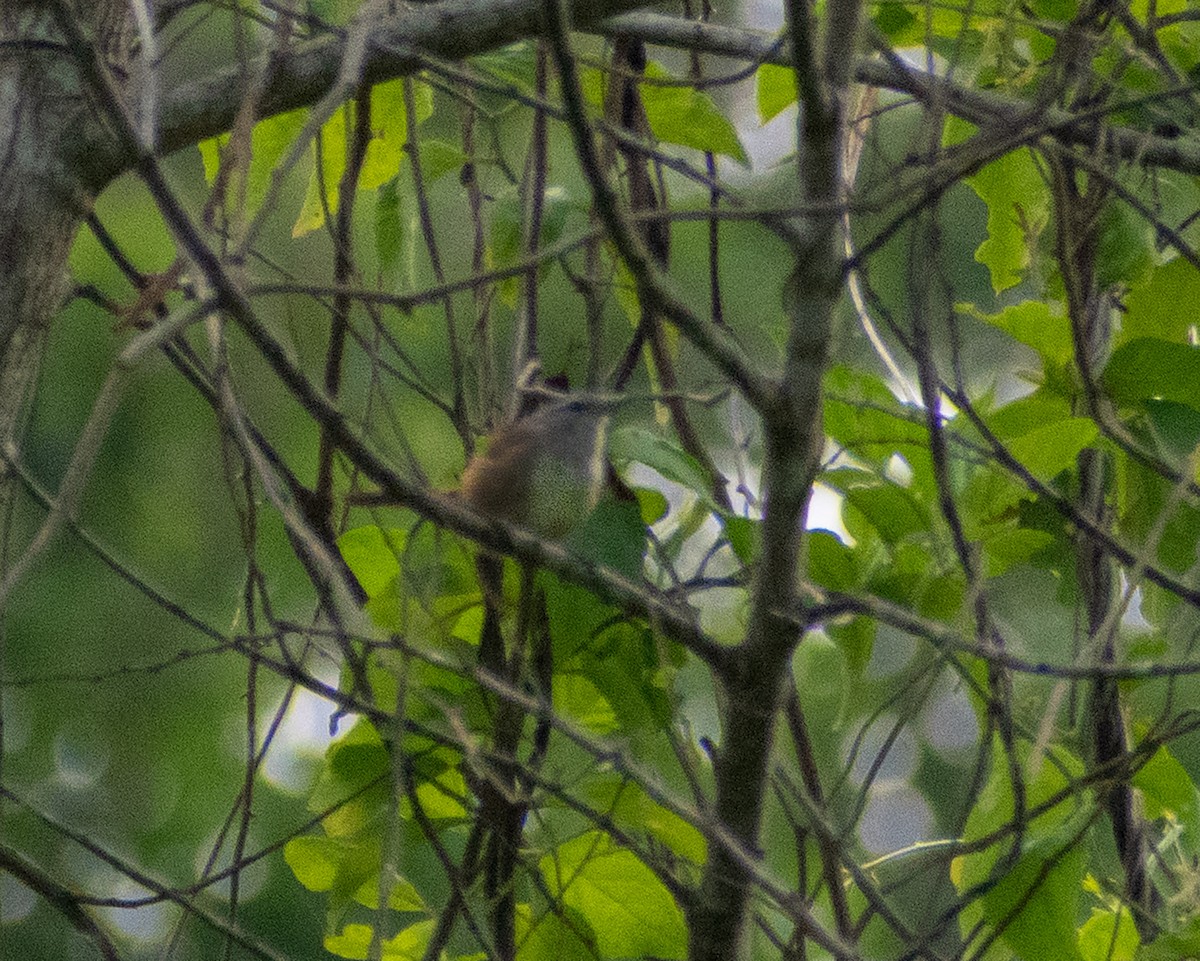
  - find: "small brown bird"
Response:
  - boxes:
[348,396,610,539]
[459,398,609,539]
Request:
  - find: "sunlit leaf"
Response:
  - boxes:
[285,834,384,919]
[959,301,1072,363]
[1005,417,1098,481]
[756,63,796,124]
[634,487,669,525]
[339,525,405,598]
[554,673,619,734]
[516,903,597,961]
[540,831,686,959]
[585,60,748,165]
[325,920,434,960]
[946,118,1049,293]
[585,776,707,865]
[294,80,433,237]
[197,107,308,221]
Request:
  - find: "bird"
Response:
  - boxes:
[348,391,611,540]
[459,396,610,539]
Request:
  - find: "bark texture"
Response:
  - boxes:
[0,3,132,460]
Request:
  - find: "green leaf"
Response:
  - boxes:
[197,137,221,183]
[309,0,361,24]
[347,867,428,914]
[1095,202,1154,290]
[408,761,469,822]
[579,623,673,731]
[566,497,647,580]
[376,176,403,280]
[959,301,1072,363]
[361,83,404,191]
[553,673,618,734]
[722,513,759,563]
[585,777,707,865]
[488,186,572,300]
[363,79,432,191]
[472,42,539,92]
[1123,258,1200,345]
[294,80,433,237]
[516,903,597,961]
[793,633,846,730]
[827,616,875,675]
[285,834,385,919]
[1104,337,1200,407]
[824,366,928,468]
[642,62,749,165]
[986,391,1073,440]
[1120,456,1200,572]
[947,119,1049,293]
[307,718,391,827]
[920,571,966,620]
[983,527,1053,576]
[293,102,351,237]
[956,738,1085,882]
[756,63,796,124]
[544,574,613,664]
[412,138,468,182]
[954,740,1089,961]
[540,831,686,960]
[961,466,1028,535]
[634,487,669,525]
[843,484,927,544]
[284,835,345,892]
[807,529,860,591]
[1005,417,1098,481]
[1030,0,1078,19]
[1132,745,1200,837]
[197,108,308,220]
[1145,398,1200,464]
[609,427,714,503]
[1078,908,1138,961]
[980,834,1085,961]
[325,920,434,960]
[874,1,920,40]
[1137,916,1200,960]
[338,525,405,598]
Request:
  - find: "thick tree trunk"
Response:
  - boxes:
[0,3,131,458]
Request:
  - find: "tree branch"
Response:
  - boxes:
[599,12,1200,176]
[77,0,657,186]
